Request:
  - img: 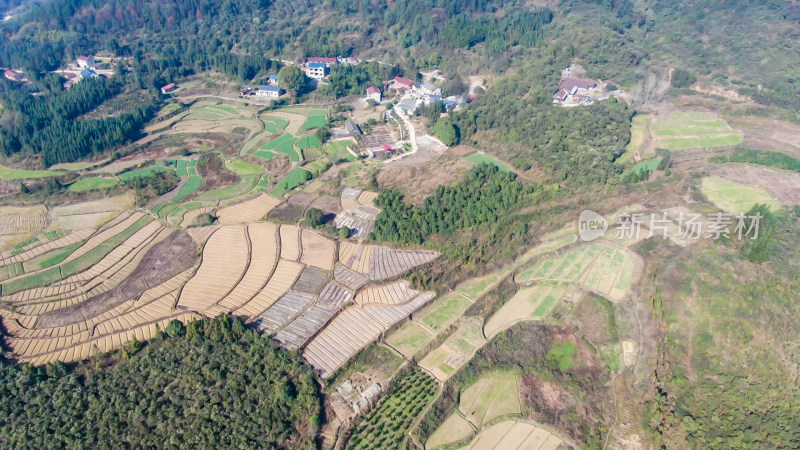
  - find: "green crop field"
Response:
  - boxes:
[295,135,321,149]
[464,152,511,172]
[260,116,289,133]
[652,111,742,149]
[0,262,24,282]
[0,164,64,180]
[621,157,661,178]
[36,241,84,269]
[196,174,260,201]
[660,134,743,149]
[345,370,437,450]
[171,176,203,203]
[269,168,312,197]
[118,166,169,180]
[275,138,300,162]
[385,322,432,357]
[253,150,276,160]
[67,177,118,192]
[700,176,780,213]
[420,293,472,332]
[1,216,153,295]
[225,159,263,175]
[301,114,326,130]
[325,140,356,162]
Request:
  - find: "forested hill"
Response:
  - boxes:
[0,315,321,449]
[3,0,800,98]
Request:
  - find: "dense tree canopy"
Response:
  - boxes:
[0,315,320,449]
[372,164,533,244]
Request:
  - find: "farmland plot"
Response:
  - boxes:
[459,370,522,427]
[354,281,418,306]
[232,259,303,319]
[273,304,338,349]
[292,266,330,294]
[419,318,486,380]
[215,223,279,312]
[316,281,353,307]
[652,110,742,150]
[217,193,282,224]
[461,420,566,450]
[280,225,301,260]
[484,284,568,338]
[385,321,433,358]
[176,225,249,311]
[300,229,335,270]
[254,290,315,334]
[333,264,369,290]
[338,243,440,280]
[303,292,436,378]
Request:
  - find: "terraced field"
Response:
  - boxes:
[483,283,567,338]
[68,177,118,192]
[0,216,440,370]
[516,242,640,302]
[652,111,742,150]
[420,318,486,379]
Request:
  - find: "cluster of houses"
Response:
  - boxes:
[240,74,284,98]
[304,56,360,80]
[387,76,461,115]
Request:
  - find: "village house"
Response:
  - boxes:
[306,62,328,80]
[80,68,98,79]
[552,89,568,102]
[267,74,279,85]
[414,81,441,97]
[338,56,360,65]
[392,76,415,91]
[553,77,600,105]
[366,86,381,103]
[76,56,96,69]
[161,83,177,94]
[344,119,362,136]
[4,69,22,81]
[256,85,283,97]
[305,57,337,67]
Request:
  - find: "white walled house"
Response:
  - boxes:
[256,85,283,97]
[76,56,96,68]
[306,62,328,80]
[366,86,381,103]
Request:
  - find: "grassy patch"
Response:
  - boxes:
[700,176,781,213]
[420,294,472,332]
[0,165,63,180]
[118,166,169,181]
[196,175,260,201]
[225,159,263,175]
[325,140,356,162]
[458,370,521,427]
[660,134,743,149]
[547,341,576,372]
[269,168,312,197]
[464,153,511,171]
[253,150,277,160]
[385,322,433,357]
[260,115,289,133]
[67,177,118,192]
[301,115,327,130]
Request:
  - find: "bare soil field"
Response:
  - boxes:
[376,152,474,205]
[35,230,197,328]
[710,162,800,206]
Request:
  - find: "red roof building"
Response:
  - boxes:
[4,70,22,81]
[558,77,597,92]
[393,76,414,88]
[306,57,337,65]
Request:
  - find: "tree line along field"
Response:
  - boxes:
[0,212,441,372]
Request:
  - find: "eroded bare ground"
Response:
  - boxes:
[727,116,800,157]
[376,151,474,205]
[35,230,198,328]
[710,162,800,205]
